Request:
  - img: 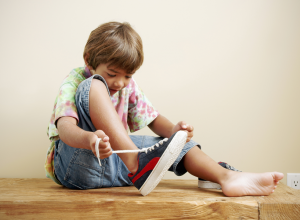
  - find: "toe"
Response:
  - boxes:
[273,172,284,181]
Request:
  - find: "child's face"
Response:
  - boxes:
[93,63,134,96]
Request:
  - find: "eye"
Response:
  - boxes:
[107,73,116,77]
[126,76,132,79]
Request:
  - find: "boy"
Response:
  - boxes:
[46,21,283,196]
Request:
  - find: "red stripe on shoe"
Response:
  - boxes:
[131,157,160,184]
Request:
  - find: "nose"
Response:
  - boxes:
[114,79,124,89]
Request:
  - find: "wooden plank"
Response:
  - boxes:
[0,178,258,219]
[254,183,300,220]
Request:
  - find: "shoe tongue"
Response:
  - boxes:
[137,151,142,159]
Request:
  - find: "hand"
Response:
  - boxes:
[90,130,112,159]
[172,121,194,143]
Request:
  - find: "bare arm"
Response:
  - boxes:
[148,114,175,138]
[57,116,112,159]
[148,114,194,142]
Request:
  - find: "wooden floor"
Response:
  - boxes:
[0,178,299,219]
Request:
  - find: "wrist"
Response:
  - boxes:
[80,131,96,150]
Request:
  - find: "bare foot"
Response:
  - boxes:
[221,171,284,197]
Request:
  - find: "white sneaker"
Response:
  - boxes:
[198,162,241,189]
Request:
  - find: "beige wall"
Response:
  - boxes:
[0,0,299,185]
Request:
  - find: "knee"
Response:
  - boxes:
[75,77,108,106]
[89,78,110,102]
[90,78,108,94]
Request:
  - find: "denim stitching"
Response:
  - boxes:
[84,75,110,118]
[57,140,64,155]
[64,149,103,189]
[54,146,60,173]
[141,135,145,148]
[68,179,84,189]
[98,157,104,188]
[72,149,103,171]
[83,78,92,117]
[64,149,79,182]
[111,156,121,187]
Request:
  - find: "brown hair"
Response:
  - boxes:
[83,22,144,73]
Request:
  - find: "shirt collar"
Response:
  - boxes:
[83,65,92,79]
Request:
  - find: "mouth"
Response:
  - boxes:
[109,89,119,94]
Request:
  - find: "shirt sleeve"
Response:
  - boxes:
[54,82,79,124]
[47,81,79,140]
[127,79,159,132]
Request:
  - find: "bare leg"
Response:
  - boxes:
[183,147,284,197]
[89,79,138,173]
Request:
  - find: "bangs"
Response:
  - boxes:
[106,42,143,73]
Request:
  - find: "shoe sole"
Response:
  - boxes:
[139,131,187,196]
[198,180,221,189]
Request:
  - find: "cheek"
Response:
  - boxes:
[101,77,112,87]
[123,80,131,88]
[124,80,130,86]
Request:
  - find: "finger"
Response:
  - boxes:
[95,131,109,143]
[187,125,194,132]
[96,144,112,159]
[99,141,112,150]
[186,132,193,142]
[100,151,112,159]
[179,121,187,129]
[99,145,112,154]
[187,128,193,136]
[100,148,112,156]
[102,136,109,142]
[99,145,113,156]
[95,130,109,141]
[94,130,105,136]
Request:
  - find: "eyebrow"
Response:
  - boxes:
[108,68,119,74]
[108,68,135,75]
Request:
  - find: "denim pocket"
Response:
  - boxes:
[54,140,63,174]
[64,149,105,189]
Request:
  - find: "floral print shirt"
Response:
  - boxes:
[45,66,159,184]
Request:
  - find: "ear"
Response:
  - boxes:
[84,53,93,70]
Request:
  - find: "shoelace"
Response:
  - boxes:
[95,138,168,167]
